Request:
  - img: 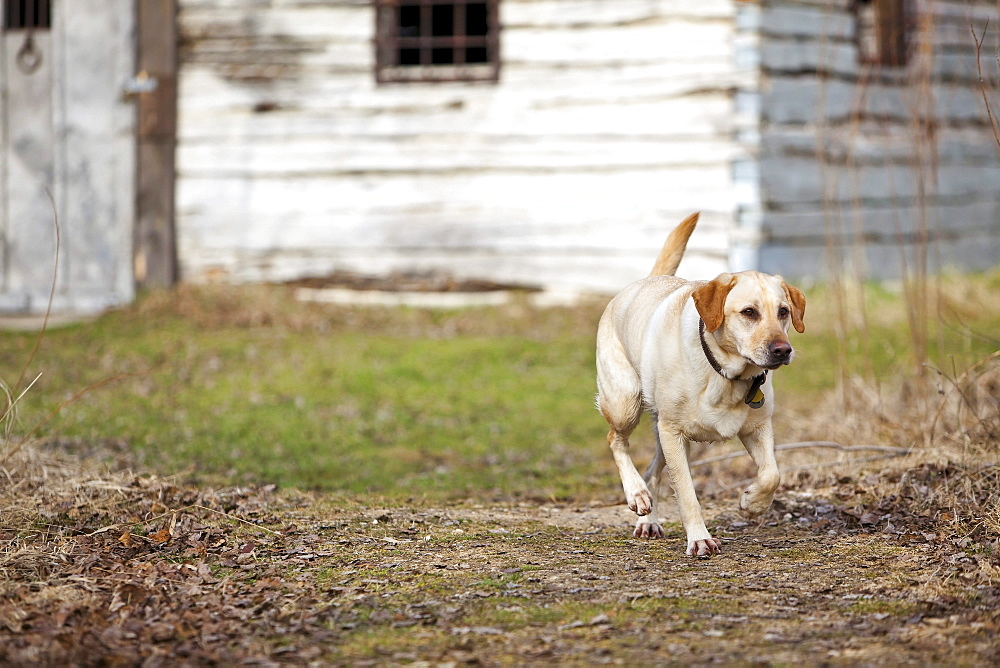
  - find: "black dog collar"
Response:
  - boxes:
[698,319,767,409]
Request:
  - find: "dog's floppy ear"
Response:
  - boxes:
[783,282,806,333]
[692,274,736,333]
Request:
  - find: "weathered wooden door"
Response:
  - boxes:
[0,0,136,314]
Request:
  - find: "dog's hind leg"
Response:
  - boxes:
[634,415,666,538]
[597,355,651,516]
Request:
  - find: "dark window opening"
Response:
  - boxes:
[2,0,52,30]
[376,0,500,84]
[854,0,910,68]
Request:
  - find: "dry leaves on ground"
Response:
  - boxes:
[2,443,1000,664]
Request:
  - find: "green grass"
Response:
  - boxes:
[847,598,924,616]
[1,288,612,500]
[1,270,997,499]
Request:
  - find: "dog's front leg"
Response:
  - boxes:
[658,419,721,556]
[738,421,781,518]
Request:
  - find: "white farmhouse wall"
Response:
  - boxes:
[175,0,744,294]
[750,0,1000,280]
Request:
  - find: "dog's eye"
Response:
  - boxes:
[778,307,789,318]
[741,307,758,319]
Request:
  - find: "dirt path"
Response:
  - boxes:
[307,497,997,664]
[2,458,999,665]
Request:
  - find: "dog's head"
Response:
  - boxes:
[692,271,806,370]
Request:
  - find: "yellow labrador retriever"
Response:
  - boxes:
[596,213,806,556]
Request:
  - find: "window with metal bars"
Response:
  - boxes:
[854,0,910,68]
[2,0,52,30]
[375,0,500,84]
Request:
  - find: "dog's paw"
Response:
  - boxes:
[686,537,722,557]
[633,521,664,539]
[739,485,775,518]
[627,488,653,516]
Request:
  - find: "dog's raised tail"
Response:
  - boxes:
[649,212,700,277]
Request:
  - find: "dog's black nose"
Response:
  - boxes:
[768,341,793,364]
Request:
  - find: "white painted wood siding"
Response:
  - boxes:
[749,0,1000,279]
[176,0,743,293]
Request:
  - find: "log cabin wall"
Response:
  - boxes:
[174,0,746,293]
[751,0,1000,280]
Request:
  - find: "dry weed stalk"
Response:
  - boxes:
[971,21,1000,153]
[0,190,59,466]
[814,12,999,464]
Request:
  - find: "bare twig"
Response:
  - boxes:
[971,21,1000,152]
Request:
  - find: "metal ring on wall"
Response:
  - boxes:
[16,32,43,75]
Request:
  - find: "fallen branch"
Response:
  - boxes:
[692,441,911,468]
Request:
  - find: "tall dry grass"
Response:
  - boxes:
[807,9,1000,467]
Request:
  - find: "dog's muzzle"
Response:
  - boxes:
[764,340,794,369]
